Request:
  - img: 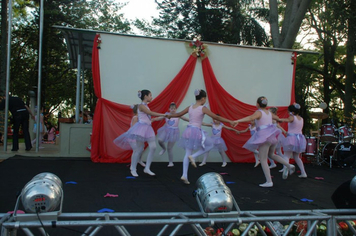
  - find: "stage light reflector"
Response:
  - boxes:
[21,172,63,213]
[350,176,356,195]
[195,172,234,213]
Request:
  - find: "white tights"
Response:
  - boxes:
[259,143,291,183]
[131,140,156,172]
[284,151,307,176]
[200,150,227,164]
[182,145,214,180]
[158,140,175,164]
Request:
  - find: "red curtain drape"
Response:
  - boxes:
[91,37,197,162]
[202,57,293,162]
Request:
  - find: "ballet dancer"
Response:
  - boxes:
[167,89,236,184]
[129,104,146,168]
[234,96,295,188]
[279,103,307,178]
[199,115,239,167]
[113,90,165,177]
[267,107,288,169]
[31,107,46,149]
[156,102,188,167]
[238,120,260,167]
[268,107,289,172]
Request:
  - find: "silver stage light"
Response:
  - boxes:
[195,172,240,217]
[350,176,356,195]
[12,172,63,220]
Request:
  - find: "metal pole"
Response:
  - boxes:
[35,0,44,152]
[3,0,13,151]
[81,68,84,114]
[75,53,81,123]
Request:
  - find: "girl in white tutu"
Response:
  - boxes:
[234,96,295,188]
[156,102,188,167]
[113,90,165,177]
[279,104,307,178]
[167,89,236,184]
[199,115,239,167]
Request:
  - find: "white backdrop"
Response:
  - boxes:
[98,33,295,163]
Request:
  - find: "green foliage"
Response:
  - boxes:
[135,0,269,46]
[4,0,131,122]
[301,0,356,126]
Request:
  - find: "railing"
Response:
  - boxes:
[1,209,356,236]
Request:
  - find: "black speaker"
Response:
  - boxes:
[331,180,356,208]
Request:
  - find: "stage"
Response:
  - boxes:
[0,154,356,235]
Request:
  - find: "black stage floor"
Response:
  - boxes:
[0,156,355,235]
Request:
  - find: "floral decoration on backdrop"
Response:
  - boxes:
[186,40,209,59]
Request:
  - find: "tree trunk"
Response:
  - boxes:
[0,0,8,140]
[269,0,312,49]
[323,41,331,124]
[344,0,356,126]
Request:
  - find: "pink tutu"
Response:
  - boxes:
[211,137,228,151]
[157,125,180,143]
[243,125,280,152]
[276,129,285,149]
[281,133,306,153]
[113,122,155,150]
[178,125,213,150]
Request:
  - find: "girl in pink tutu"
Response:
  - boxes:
[113,90,165,177]
[268,107,287,170]
[199,115,239,167]
[156,102,188,167]
[238,120,261,167]
[129,104,146,168]
[167,89,236,184]
[279,104,307,178]
[234,96,295,188]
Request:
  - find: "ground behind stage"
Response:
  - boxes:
[0,156,356,235]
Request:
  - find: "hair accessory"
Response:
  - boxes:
[294,103,301,109]
[194,89,200,96]
[130,104,134,109]
[261,98,268,105]
[137,90,142,99]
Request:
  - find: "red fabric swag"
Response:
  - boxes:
[202,57,293,162]
[91,47,197,162]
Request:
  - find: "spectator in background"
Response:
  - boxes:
[0,94,34,151]
[47,123,56,142]
[31,106,46,149]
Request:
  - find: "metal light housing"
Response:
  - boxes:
[195,172,234,213]
[21,172,63,213]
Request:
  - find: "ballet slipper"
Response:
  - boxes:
[298,174,307,178]
[130,170,139,177]
[221,162,227,167]
[254,161,260,168]
[180,176,190,185]
[159,149,166,156]
[143,168,155,176]
[259,182,273,187]
[188,156,197,168]
[282,167,289,179]
[167,163,174,167]
[199,162,206,167]
[269,163,277,169]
